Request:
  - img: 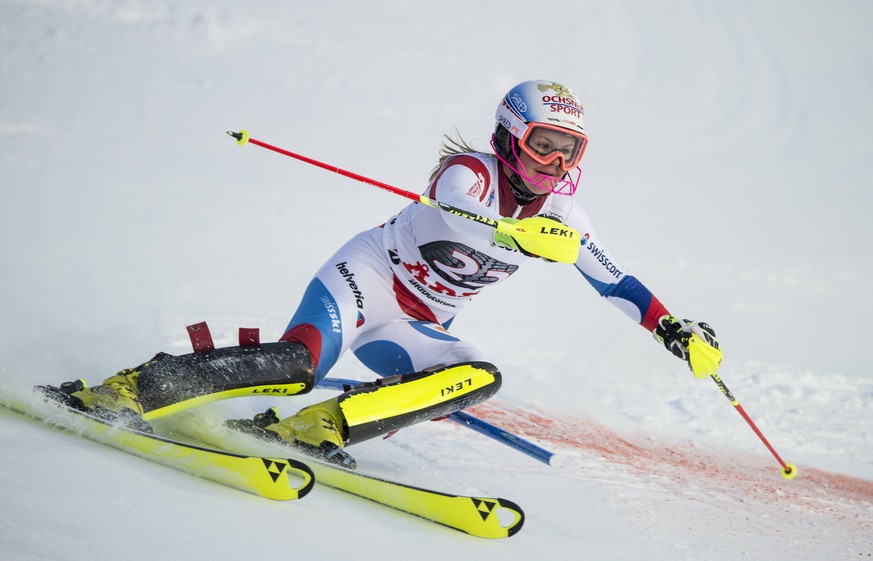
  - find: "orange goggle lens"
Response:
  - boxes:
[519,124,587,172]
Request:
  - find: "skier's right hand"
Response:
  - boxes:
[492,216,581,263]
[492,218,528,254]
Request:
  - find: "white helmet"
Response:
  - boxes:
[493,80,588,196]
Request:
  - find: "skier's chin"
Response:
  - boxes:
[523,174,561,196]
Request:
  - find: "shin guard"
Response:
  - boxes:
[137,342,315,419]
[337,362,502,445]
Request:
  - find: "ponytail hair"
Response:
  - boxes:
[428,130,491,183]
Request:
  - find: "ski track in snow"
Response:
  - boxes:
[468,401,873,552]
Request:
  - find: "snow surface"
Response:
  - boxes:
[1,1,872,559]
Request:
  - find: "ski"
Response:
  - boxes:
[180,417,525,538]
[305,456,525,539]
[0,387,315,501]
[3,384,524,537]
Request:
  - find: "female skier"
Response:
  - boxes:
[61,80,720,465]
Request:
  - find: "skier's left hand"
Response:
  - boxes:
[653,315,722,377]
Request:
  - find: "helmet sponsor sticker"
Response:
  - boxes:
[509,92,528,114]
[536,82,584,122]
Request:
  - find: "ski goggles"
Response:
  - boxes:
[519,123,588,172]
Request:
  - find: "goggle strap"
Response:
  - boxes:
[497,102,530,139]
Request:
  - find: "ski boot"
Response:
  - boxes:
[35,378,152,433]
[38,357,166,433]
[228,402,356,469]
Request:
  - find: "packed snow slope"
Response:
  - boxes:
[1,1,871,560]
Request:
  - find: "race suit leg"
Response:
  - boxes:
[277,227,501,446]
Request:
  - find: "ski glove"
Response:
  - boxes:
[653,315,723,378]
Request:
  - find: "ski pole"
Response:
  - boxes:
[319,377,559,467]
[449,409,560,467]
[228,130,421,202]
[710,372,797,479]
[226,130,580,264]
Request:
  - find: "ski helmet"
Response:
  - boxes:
[493,80,588,195]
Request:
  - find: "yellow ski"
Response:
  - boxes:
[0,387,314,501]
[182,412,526,538]
[309,460,525,539]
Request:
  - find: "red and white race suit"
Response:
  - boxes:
[282,153,668,381]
